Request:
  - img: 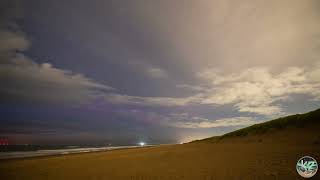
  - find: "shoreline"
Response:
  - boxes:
[0,145,157,160]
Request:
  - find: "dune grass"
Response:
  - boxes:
[221,108,320,138]
[193,108,320,143]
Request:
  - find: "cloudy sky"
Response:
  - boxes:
[1,0,320,145]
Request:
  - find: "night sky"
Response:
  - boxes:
[1,0,320,145]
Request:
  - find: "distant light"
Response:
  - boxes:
[139,142,145,146]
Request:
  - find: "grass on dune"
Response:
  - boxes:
[194,108,320,143]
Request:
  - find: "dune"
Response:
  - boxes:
[1,109,320,179]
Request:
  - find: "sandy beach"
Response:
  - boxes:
[1,123,319,180]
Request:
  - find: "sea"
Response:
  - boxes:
[0,145,142,160]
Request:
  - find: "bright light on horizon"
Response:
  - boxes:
[139,142,145,146]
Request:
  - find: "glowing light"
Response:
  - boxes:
[139,142,145,146]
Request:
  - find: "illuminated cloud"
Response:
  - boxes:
[176,84,206,92]
[170,116,257,129]
[0,30,29,53]
[147,67,168,78]
[196,64,320,115]
[104,93,198,107]
[135,0,320,72]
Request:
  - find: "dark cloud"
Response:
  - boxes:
[0,31,112,103]
[0,5,113,104]
[0,53,113,104]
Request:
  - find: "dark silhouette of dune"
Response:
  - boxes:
[193,108,320,145]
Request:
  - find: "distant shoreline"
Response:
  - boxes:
[0,145,155,160]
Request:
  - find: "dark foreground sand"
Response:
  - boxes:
[1,125,319,180]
